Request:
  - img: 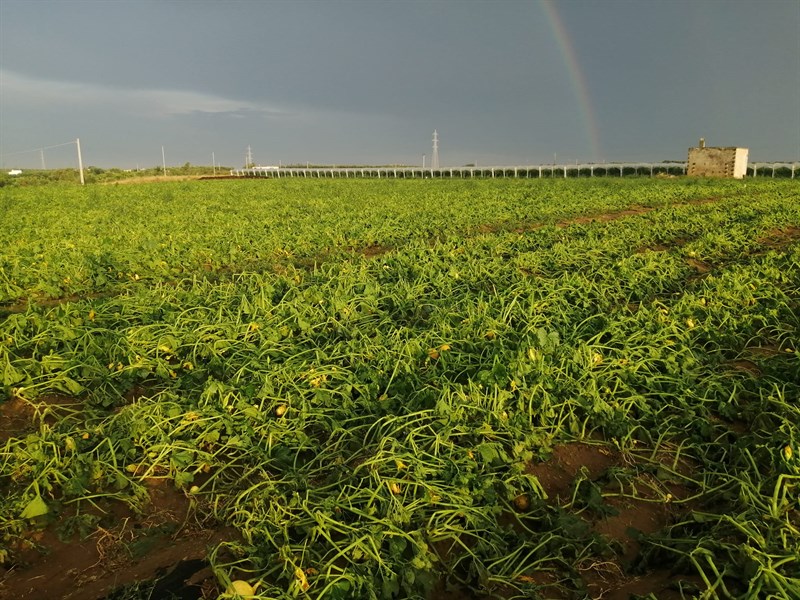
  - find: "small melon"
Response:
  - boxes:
[513,494,530,511]
[225,580,255,597]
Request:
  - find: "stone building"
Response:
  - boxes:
[687,139,748,179]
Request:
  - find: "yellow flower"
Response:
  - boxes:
[309,374,327,388]
[294,567,309,591]
[784,446,793,461]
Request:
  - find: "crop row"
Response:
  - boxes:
[0,178,755,306]
[1,179,798,598]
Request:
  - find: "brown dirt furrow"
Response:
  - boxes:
[0,478,235,600]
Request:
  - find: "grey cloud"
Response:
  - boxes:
[2,69,290,119]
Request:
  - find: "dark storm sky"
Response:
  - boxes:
[1,0,798,169]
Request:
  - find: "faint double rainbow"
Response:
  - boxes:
[540,0,601,161]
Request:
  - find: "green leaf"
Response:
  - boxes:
[381,575,400,598]
[3,363,24,386]
[536,327,560,353]
[41,353,67,373]
[171,450,195,469]
[20,494,49,519]
[326,580,352,600]
[477,442,507,464]
[690,511,718,524]
[53,376,84,395]
[174,471,194,488]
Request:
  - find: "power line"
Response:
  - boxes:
[0,140,78,159]
[1,138,85,185]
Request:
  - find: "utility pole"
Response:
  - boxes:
[76,138,85,185]
[212,152,216,176]
[432,130,439,170]
[40,149,46,170]
[246,145,254,168]
[162,146,167,176]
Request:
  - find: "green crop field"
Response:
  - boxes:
[1,178,798,600]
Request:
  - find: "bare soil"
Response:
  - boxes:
[0,397,235,600]
[0,477,235,600]
[524,442,701,599]
[105,175,205,185]
[685,257,713,274]
[758,225,800,249]
[0,395,81,442]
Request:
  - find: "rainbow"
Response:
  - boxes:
[540,0,601,161]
